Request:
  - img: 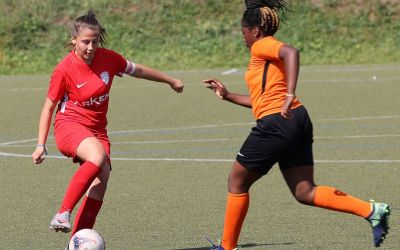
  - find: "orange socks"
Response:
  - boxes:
[219,187,371,249]
[221,192,249,250]
[313,186,372,218]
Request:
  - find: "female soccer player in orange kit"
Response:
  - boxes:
[203,1,390,249]
[31,10,183,239]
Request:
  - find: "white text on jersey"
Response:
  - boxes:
[73,93,109,107]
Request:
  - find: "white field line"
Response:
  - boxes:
[315,134,400,139]
[0,138,38,146]
[2,134,400,148]
[1,115,399,161]
[113,138,229,144]
[1,151,399,163]
[122,76,400,89]
[0,138,231,147]
[1,114,398,147]
[0,85,127,92]
[2,69,399,92]
[300,64,400,72]
[108,122,254,135]
[221,69,238,75]
[2,77,399,92]
[316,115,400,122]
[0,64,398,83]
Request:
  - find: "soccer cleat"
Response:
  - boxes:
[206,237,224,250]
[367,201,391,247]
[205,237,239,250]
[49,211,71,233]
[210,245,225,250]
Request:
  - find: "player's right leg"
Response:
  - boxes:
[50,136,108,233]
[70,161,111,236]
[212,161,262,250]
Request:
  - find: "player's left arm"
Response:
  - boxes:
[125,61,183,93]
[278,44,299,119]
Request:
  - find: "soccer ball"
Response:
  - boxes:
[68,229,105,250]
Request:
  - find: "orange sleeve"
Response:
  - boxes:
[251,37,284,61]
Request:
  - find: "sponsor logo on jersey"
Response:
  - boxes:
[73,93,109,107]
[100,71,110,85]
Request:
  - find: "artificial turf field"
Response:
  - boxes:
[0,64,399,249]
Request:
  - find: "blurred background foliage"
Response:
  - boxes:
[0,0,398,74]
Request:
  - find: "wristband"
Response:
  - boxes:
[285,93,296,97]
[36,144,48,155]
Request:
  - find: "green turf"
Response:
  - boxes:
[0,64,399,249]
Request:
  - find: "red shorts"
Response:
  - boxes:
[54,122,110,163]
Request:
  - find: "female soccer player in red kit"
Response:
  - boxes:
[31,10,184,237]
[203,1,390,249]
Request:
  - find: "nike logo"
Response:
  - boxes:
[77,81,87,88]
[237,152,245,157]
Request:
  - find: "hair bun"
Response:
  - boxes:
[245,0,286,10]
[87,10,96,18]
[245,0,262,9]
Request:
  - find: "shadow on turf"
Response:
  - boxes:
[173,242,295,250]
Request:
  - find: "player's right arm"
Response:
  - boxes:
[203,78,252,108]
[32,97,57,164]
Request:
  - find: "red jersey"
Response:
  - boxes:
[47,48,127,129]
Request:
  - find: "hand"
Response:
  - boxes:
[202,78,228,100]
[281,95,295,119]
[169,79,184,93]
[32,146,46,164]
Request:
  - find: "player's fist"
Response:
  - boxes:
[32,146,46,164]
[170,79,184,93]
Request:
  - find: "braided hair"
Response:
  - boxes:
[66,10,107,48]
[242,0,289,36]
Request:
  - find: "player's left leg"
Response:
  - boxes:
[281,165,390,247]
[281,165,371,214]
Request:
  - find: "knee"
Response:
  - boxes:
[227,173,248,194]
[86,153,109,168]
[294,186,316,205]
[77,137,110,168]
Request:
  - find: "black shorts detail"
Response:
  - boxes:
[236,106,314,175]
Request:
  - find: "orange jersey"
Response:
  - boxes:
[245,36,301,119]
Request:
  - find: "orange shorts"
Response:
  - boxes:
[54,121,110,163]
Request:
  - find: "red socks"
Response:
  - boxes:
[71,196,103,236]
[221,193,249,250]
[59,161,101,213]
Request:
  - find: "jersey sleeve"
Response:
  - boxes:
[251,37,285,61]
[107,50,128,77]
[47,69,66,103]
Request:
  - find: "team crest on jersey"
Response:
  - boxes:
[100,71,110,85]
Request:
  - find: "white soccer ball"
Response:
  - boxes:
[69,229,105,250]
